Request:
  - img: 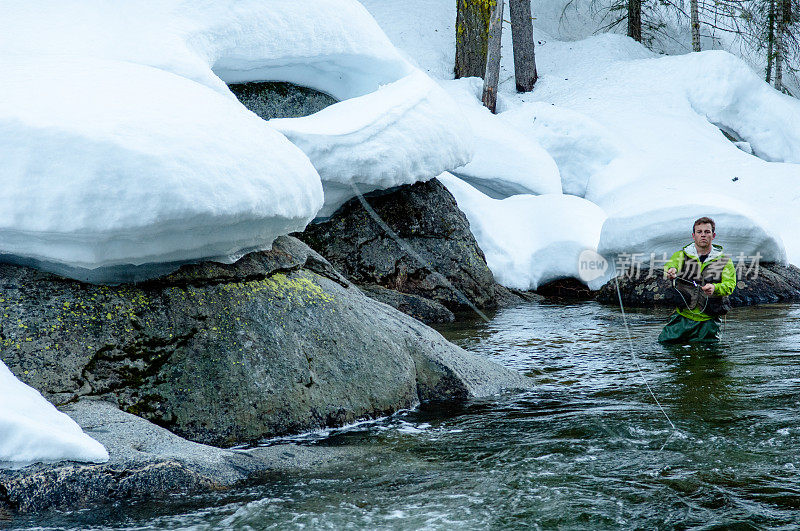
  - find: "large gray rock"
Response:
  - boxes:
[297,178,517,314]
[360,284,455,323]
[0,237,530,448]
[0,399,368,515]
[597,262,800,307]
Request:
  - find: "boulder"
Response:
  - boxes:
[360,285,455,323]
[297,178,515,313]
[596,262,800,307]
[0,237,530,448]
[535,278,595,300]
[0,398,367,514]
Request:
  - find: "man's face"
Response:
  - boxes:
[693,223,715,249]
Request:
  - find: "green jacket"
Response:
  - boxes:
[664,242,737,321]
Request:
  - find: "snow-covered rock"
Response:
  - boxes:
[500,102,625,197]
[439,173,606,290]
[528,45,799,264]
[0,0,473,280]
[2,0,411,100]
[271,71,473,218]
[591,189,787,289]
[0,361,108,469]
[0,56,323,283]
[596,189,787,261]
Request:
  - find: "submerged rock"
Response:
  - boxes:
[597,262,800,307]
[297,178,518,317]
[0,236,530,448]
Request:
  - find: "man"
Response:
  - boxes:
[658,217,736,343]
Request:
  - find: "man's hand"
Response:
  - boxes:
[701,283,715,295]
[666,267,677,279]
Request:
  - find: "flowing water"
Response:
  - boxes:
[12,302,800,529]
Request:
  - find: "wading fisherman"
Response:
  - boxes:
[658,217,736,343]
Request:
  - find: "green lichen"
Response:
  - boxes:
[221,271,334,307]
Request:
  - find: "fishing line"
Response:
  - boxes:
[351,182,668,445]
[350,182,491,323]
[614,276,677,431]
[349,183,567,384]
[672,276,708,314]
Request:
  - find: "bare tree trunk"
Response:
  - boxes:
[628,0,642,42]
[766,0,776,82]
[455,0,493,78]
[482,0,504,113]
[509,0,537,91]
[775,0,786,91]
[690,0,701,51]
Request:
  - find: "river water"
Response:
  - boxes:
[14,301,800,529]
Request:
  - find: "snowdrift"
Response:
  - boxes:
[0,361,108,469]
[0,56,323,282]
[0,0,471,281]
[520,44,798,266]
[440,173,606,290]
[439,79,561,199]
[271,71,472,218]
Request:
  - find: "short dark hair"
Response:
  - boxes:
[693,216,715,233]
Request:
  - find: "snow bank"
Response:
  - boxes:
[271,71,473,217]
[0,56,323,282]
[500,102,625,197]
[526,44,800,264]
[2,0,411,100]
[362,3,800,275]
[359,0,458,79]
[590,189,787,289]
[1,361,108,469]
[439,173,606,290]
[596,187,787,261]
[684,51,800,164]
[439,79,561,199]
[365,2,800,271]
[1,0,472,280]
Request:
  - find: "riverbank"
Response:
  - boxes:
[8,301,800,529]
[0,233,531,515]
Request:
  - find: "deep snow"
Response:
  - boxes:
[362,0,800,291]
[0,0,472,280]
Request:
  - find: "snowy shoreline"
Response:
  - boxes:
[2,0,799,505]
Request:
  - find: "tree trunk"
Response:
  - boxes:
[690,0,701,51]
[766,0,775,82]
[482,0,504,113]
[509,0,537,91]
[455,0,493,78]
[775,0,786,91]
[628,0,642,42]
